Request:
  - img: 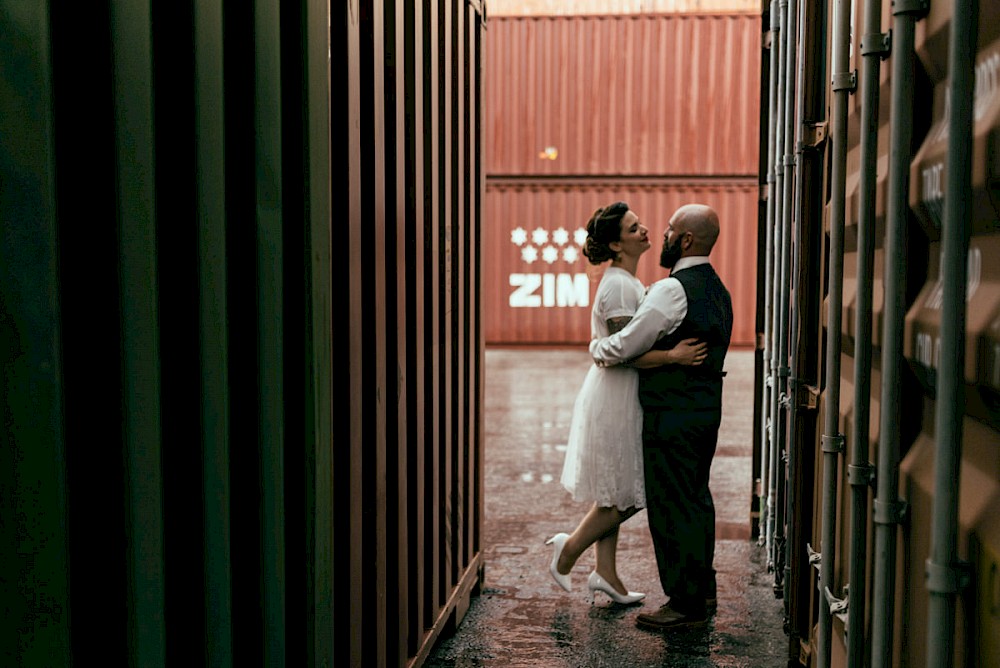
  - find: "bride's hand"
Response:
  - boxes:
[671,338,708,366]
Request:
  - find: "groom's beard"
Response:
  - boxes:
[660,237,683,269]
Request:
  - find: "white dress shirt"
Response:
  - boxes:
[589,256,712,366]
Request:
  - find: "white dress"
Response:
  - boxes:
[560,266,646,510]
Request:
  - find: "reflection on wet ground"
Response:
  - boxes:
[424,348,790,668]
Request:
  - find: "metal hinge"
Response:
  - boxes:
[801,121,827,149]
[926,558,972,594]
[893,0,930,18]
[822,433,845,454]
[796,383,819,410]
[861,31,891,59]
[873,497,909,525]
[832,70,857,92]
[848,462,876,487]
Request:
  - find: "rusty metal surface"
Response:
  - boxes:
[484,13,762,177]
[484,179,760,346]
[423,347,789,667]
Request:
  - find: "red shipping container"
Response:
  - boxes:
[484,13,762,177]
[484,179,759,347]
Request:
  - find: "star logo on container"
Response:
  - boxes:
[508,224,592,309]
[511,225,586,265]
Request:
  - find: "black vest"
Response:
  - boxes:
[637,263,733,412]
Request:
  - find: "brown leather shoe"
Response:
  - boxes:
[635,603,708,630]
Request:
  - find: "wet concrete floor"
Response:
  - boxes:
[424,347,792,668]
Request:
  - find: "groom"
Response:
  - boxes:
[589,203,733,629]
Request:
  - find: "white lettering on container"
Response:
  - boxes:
[923,247,982,311]
[509,273,590,308]
[921,162,945,229]
[914,331,941,369]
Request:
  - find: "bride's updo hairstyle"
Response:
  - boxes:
[582,201,630,265]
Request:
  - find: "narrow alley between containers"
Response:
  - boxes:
[424,347,790,668]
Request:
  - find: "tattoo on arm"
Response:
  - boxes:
[606,316,632,335]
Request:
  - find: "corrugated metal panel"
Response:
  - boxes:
[3,2,486,667]
[899,4,1000,665]
[843,0,893,140]
[489,0,761,16]
[904,234,1000,391]
[484,178,758,346]
[909,35,1000,240]
[761,0,1000,660]
[484,14,762,176]
[915,0,1000,84]
[898,404,1000,668]
[342,2,487,667]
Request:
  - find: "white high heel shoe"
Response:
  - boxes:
[545,533,573,592]
[586,571,645,605]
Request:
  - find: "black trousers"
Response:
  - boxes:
[642,407,720,614]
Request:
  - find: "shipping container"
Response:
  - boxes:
[484,11,763,348]
[484,178,759,346]
[757,0,1000,665]
[0,2,486,667]
[488,0,761,16]
[484,13,762,177]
